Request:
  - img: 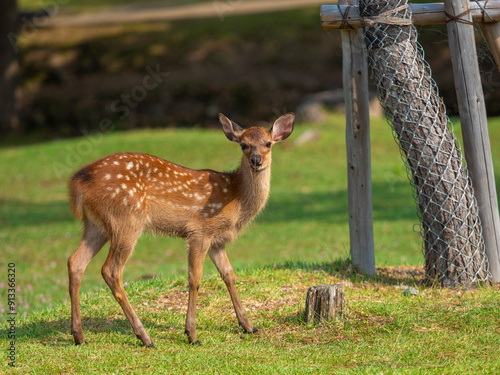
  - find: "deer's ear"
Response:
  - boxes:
[219,114,244,143]
[270,113,294,142]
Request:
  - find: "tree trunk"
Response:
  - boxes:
[359,0,489,287]
[0,0,20,133]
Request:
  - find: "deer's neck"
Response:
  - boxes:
[231,160,272,228]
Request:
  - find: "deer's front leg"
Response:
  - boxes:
[185,237,210,345]
[209,245,257,335]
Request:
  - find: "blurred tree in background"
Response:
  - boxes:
[0,0,20,132]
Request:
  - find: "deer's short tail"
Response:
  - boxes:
[69,166,91,220]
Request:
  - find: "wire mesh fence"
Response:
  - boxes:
[358,0,490,286]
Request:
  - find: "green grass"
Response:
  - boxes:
[0,113,425,317]
[3,114,500,317]
[1,114,500,372]
[1,266,499,374]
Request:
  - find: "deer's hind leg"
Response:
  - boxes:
[68,221,108,345]
[101,226,154,347]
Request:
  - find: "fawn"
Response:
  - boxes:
[67,113,294,346]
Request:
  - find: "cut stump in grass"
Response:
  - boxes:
[304,284,345,324]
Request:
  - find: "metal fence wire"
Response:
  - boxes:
[358,0,490,286]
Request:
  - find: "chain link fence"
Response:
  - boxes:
[358,0,490,286]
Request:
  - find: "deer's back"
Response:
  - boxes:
[70,152,241,242]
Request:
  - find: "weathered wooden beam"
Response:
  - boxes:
[445,0,500,282]
[341,0,375,277]
[481,22,500,72]
[321,1,500,29]
[304,284,345,324]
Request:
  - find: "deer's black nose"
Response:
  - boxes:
[250,155,262,167]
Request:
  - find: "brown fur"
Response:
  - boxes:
[67,113,294,346]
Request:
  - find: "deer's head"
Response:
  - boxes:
[219,113,294,172]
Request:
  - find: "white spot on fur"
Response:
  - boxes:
[104,174,111,180]
[126,162,133,170]
[113,161,119,165]
[117,174,123,179]
[121,183,127,189]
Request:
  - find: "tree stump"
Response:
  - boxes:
[304,284,345,324]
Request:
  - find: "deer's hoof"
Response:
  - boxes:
[190,340,202,346]
[72,331,85,345]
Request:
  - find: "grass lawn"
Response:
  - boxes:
[1,114,500,373]
[4,1,500,372]
[2,266,500,373]
[1,113,425,316]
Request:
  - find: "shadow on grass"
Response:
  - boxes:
[2,315,168,348]
[263,180,418,225]
[0,199,72,228]
[271,258,425,287]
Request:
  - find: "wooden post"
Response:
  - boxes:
[339,0,376,276]
[304,284,345,324]
[445,0,500,282]
[481,22,500,72]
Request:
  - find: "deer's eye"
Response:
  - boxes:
[266,142,272,148]
[240,143,248,150]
